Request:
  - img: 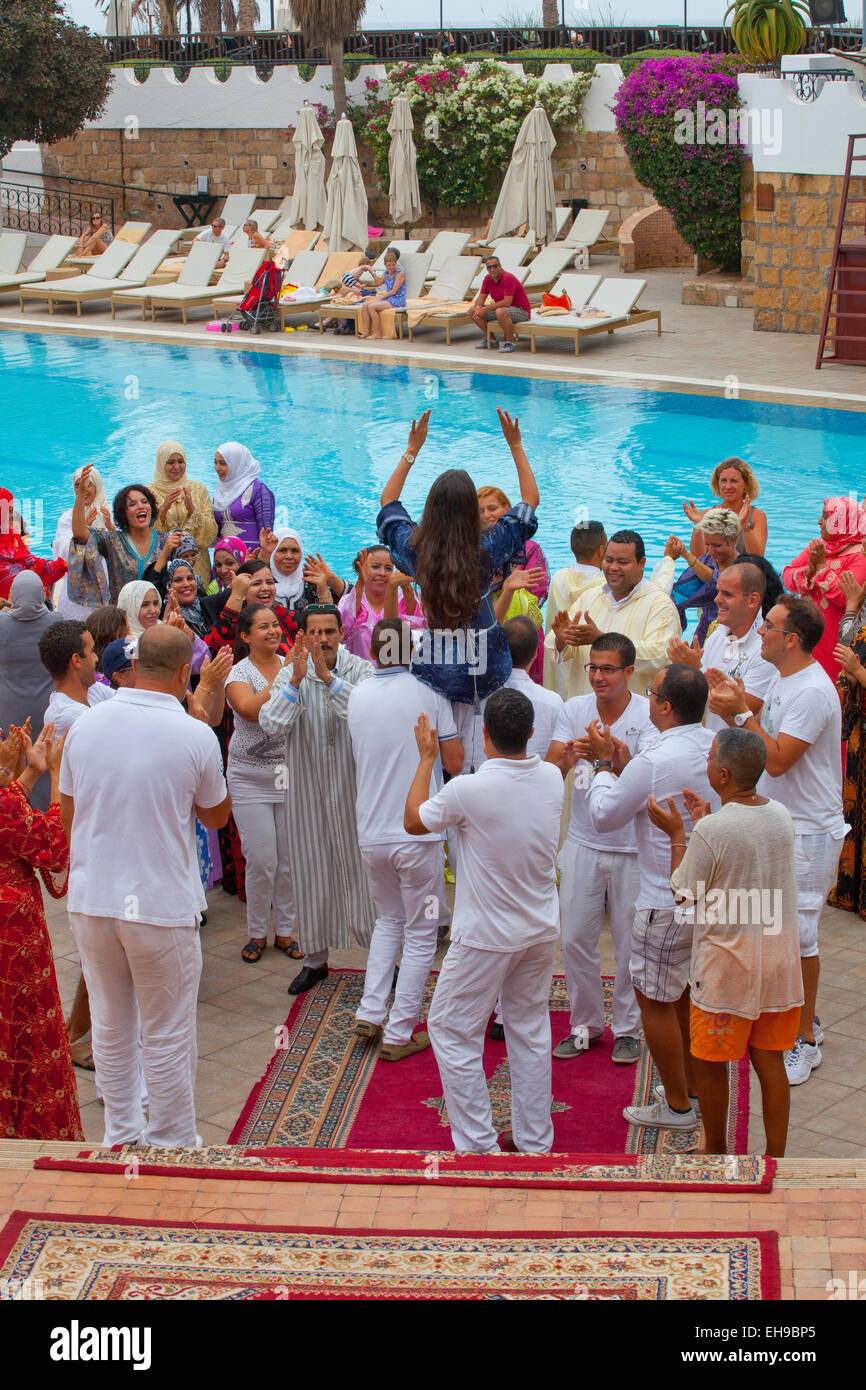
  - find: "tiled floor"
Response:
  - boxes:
[0,1146,863,1301]
[3,264,865,407]
[45,887,866,1158]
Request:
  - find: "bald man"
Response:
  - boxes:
[60,625,231,1149]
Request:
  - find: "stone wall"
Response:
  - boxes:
[745,170,866,335]
[40,124,655,241]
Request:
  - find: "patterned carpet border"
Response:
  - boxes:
[33,1147,775,1192]
[0,1212,781,1300]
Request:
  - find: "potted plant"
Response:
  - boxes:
[724,0,810,67]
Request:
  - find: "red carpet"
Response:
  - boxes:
[229,970,750,1155]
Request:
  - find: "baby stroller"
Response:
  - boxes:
[221,258,284,334]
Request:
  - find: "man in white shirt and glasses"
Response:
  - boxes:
[586,663,717,1132]
[405,688,564,1154]
[546,632,655,1066]
[707,594,846,1087]
[60,626,231,1148]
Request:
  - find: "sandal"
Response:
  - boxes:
[69,1034,95,1070]
[242,939,266,963]
[274,936,304,960]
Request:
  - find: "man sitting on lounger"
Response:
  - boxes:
[195,218,231,268]
[470,255,531,354]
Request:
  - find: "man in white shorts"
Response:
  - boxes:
[347,619,463,1060]
[708,594,847,1085]
[546,632,655,1065]
[405,688,563,1153]
[587,664,717,1131]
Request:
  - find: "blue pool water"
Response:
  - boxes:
[2,331,864,582]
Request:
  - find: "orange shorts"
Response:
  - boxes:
[690,1003,800,1062]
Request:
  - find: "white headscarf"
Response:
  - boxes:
[269,527,305,607]
[8,570,47,621]
[53,465,110,565]
[73,465,109,523]
[117,580,160,639]
[213,441,262,512]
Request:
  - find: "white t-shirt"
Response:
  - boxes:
[757,662,847,837]
[347,667,457,846]
[419,755,563,951]
[195,227,231,250]
[45,683,114,736]
[504,667,563,760]
[701,618,775,733]
[60,688,227,926]
[553,692,656,852]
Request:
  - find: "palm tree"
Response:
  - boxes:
[291,0,366,116]
[542,0,559,26]
[236,0,259,31]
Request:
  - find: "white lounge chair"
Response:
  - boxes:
[0,232,28,275]
[261,251,331,326]
[247,209,281,235]
[468,242,532,293]
[149,247,265,323]
[0,235,78,294]
[520,277,660,355]
[372,240,425,271]
[317,252,433,335]
[553,206,573,240]
[63,220,154,269]
[111,241,222,319]
[19,238,140,313]
[488,273,601,346]
[220,194,256,226]
[402,255,482,341]
[522,244,586,297]
[563,210,612,266]
[424,231,471,280]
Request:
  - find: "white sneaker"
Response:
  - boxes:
[623,1100,698,1131]
[813,1017,825,1046]
[784,1038,822,1085]
[653,1083,701,1116]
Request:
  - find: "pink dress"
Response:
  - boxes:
[784,543,866,683]
[338,587,427,661]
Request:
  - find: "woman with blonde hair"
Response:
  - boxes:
[149,441,218,584]
[683,456,767,557]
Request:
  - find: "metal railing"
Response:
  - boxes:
[0,182,115,236]
[98,27,865,69]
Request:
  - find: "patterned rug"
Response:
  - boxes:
[33,1148,774,1192]
[0,1212,779,1300]
[229,970,750,1156]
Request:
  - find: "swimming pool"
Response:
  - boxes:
[2,331,863,583]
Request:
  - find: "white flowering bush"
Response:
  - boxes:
[350,56,590,209]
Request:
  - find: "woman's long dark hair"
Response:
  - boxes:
[85,604,127,669]
[410,470,484,628]
[233,602,271,663]
[112,483,158,532]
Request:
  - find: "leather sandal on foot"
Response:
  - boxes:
[242,939,266,962]
[69,1034,95,1070]
[274,936,303,960]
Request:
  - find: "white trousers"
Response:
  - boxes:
[428,938,556,1154]
[558,840,642,1039]
[358,841,443,1045]
[232,799,296,940]
[69,913,201,1148]
[794,831,844,958]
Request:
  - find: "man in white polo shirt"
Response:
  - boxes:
[60,626,230,1148]
[504,614,563,758]
[666,561,774,732]
[347,619,463,1061]
[587,663,717,1132]
[39,620,114,735]
[546,632,655,1066]
[405,688,564,1154]
[707,594,847,1086]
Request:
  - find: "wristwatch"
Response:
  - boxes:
[733,710,751,727]
[592,759,613,773]
[404,453,416,465]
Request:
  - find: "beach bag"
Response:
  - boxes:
[543,289,571,310]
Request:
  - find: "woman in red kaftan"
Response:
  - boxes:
[0,722,83,1140]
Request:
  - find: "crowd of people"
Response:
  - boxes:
[1,425,863,1164]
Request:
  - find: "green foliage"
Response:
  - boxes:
[0,0,111,158]
[347,56,591,209]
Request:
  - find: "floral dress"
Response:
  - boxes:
[0,783,83,1140]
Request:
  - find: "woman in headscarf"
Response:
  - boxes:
[783,497,866,682]
[117,579,210,675]
[67,465,180,606]
[0,572,63,812]
[164,557,213,637]
[0,487,68,602]
[149,440,218,585]
[212,441,276,550]
[52,466,112,618]
[206,536,248,598]
[260,526,344,620]
[204,558,298,656]
[0,722,83,1140]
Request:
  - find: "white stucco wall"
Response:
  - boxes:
[737,72,866,175]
